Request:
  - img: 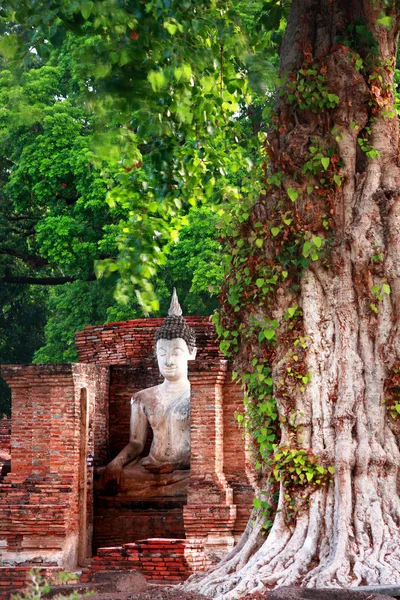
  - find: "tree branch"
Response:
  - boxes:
[0,248,49,268]
[1,269,97,285]
[2,215,36,223]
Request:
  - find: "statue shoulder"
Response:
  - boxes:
[131,385,161,407]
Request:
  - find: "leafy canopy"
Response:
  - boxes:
[0,0,277,310]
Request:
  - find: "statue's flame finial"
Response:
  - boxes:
[168,287,183,317]
[155,287,195,352]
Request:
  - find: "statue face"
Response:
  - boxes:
[156,338,191,382]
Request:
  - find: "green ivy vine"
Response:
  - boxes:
[212,56,364,530]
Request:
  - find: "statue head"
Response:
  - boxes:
[155,289,197,382]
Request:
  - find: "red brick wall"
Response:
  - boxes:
[93,503,185,550]
[75,317,221,365]
[0,418,11,462]
[2,363,77,482]
[222,380,255,539]
[187,368,228,507]
[0,364,109,569]
[81,539,192,584]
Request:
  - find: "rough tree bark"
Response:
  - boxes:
[186,1,400,597]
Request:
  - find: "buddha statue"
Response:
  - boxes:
[100,289,196,500]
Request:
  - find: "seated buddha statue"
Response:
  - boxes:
[99,289,196,500]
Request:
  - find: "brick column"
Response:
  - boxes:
[72,364,110,564]
[184,359,237,565]
[222,376,255,541]
[0,417,11,462]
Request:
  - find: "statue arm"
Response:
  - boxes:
[103,398,148,486]
[127,397,148,456]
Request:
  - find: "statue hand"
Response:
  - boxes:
[103,459,124,493]
[141,456,175,474]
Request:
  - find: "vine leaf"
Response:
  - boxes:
[312,236,322,249]
[287,188,299,202]
[321,157,330,170]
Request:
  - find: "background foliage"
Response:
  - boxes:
[0,0,280,414]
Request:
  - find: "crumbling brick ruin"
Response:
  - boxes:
[0,317,254,596]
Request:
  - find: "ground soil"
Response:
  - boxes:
[74,585,211,600]
[77,587,398,600]
[240,589,397,600]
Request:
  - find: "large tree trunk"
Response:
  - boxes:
[186,1,400,597]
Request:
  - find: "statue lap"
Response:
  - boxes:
[117,460,190,500]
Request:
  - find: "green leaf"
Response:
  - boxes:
[256,278,265,288]
[312,236,322,249]
[271,227,280,237]
[253,498,262,509]
[321,157,330,170]
[174,67,183,81]
[377,14,394,29]
[328,94,339,104]
[287,188,299,202]
[285,305,298,319]
[303,241,312,257]
[164,22,178,35]
[327,93,339,104]
[148,70,167,91]
[181,64,193,81]
[255,238,263,248]
[382,283,391,295]
[94,63,111,78]
[264,329,276,340]
[333,174,342,186]
[80,0,94,19]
